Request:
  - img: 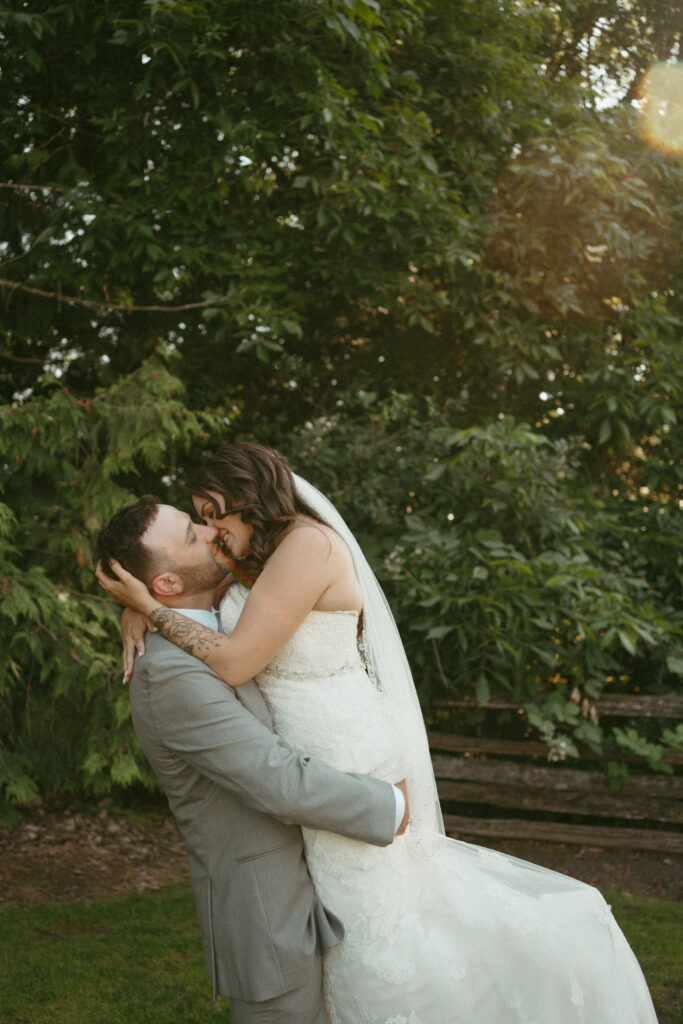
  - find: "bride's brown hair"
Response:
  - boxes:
[188,442,327,582]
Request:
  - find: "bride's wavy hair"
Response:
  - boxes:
[188,442,327,582]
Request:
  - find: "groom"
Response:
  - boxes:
[95,496,406,1024]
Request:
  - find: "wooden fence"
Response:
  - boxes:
[429,692,683,854]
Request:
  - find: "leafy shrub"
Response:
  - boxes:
[0,359,218,809]
[283,399,683,770]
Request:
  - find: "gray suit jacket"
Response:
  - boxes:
[130,632,396,1002]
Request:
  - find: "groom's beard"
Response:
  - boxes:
[177,560,227,597]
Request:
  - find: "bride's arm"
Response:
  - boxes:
[120,608,156,683]
[120,574,235,682]
[96,527,337,687]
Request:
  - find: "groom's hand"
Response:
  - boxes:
[395,779,410,835]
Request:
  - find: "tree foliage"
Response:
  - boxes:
[0,356,219,802]
[0,0,681,804]
[280,395,683,770]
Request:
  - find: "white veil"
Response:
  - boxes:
[293,473,445,847]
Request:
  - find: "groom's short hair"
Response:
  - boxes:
[96,495,161,583]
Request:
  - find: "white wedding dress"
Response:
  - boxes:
[221,585,658,1024]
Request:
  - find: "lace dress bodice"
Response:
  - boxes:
[223,594,402,780]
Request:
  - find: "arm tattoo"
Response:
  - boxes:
[148,608,223,663]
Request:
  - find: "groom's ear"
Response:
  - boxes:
[150,572,183,598]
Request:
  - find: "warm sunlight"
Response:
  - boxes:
[637,63,683,157]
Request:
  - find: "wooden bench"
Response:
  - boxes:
[429,692,683,854]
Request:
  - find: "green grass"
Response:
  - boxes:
[606,890,683,1024]
[0,885,679,1023]
[0,885,230,1023]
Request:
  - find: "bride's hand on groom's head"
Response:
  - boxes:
[94,558,157,617]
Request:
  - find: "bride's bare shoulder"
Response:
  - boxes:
[278,516,348,561]
[277,517,362,610]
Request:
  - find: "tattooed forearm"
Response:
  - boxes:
[148,608,224,663]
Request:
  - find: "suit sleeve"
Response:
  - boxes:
[136,646,397,847]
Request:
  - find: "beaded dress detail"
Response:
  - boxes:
[221,585,658,1024]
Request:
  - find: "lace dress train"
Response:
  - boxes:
[221,588,658,1024]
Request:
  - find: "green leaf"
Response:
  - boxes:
[475,673,490,704]
[426,625,454,640]
[598,419,612,444]
[282,319,303,337]
[617,630,636,656]
[336,13,360,40]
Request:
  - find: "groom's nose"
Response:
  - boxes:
[198,523,218,542]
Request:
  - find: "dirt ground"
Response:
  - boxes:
[0,805,190,909]
[0,804,681,909]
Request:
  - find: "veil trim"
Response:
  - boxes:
[293,473,445,844]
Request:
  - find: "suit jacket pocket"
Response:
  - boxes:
[236,837,300,864]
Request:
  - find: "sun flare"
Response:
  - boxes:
[637,63,683,157]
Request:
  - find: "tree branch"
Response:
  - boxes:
[0,228,55,271]
[0,351,45,364]
[0,278,225,313]
[432,637,450,689]
[0,182,64,192]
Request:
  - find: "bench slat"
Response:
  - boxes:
[428,731,683,766]
[431,753,683,797]
[442,815,683,854]
[434,692,683,718]
[436,779,683,824]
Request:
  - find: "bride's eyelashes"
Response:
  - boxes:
[199,502,231,524]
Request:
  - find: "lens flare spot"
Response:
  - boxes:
[637,64,683,157]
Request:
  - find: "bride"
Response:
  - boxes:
[99,442,658,1023]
